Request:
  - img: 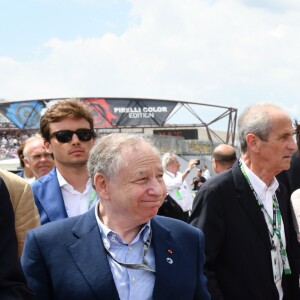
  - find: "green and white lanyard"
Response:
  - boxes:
[165,172,183,201]
[239,159,291,275]
[88,190,98,209]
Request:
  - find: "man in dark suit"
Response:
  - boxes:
[21,133,210,300]
[0,177,34,299]
[189,103,300,300]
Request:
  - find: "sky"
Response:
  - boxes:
[1,0,300,129]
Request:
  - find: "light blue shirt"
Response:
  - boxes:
[95,203,156,300]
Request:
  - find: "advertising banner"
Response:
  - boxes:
[0,98,178,129]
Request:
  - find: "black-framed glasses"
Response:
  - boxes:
[49,129,95,143]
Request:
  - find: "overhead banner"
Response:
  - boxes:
[0,98,178,129]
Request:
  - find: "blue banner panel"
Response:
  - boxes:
[0,101,44,129]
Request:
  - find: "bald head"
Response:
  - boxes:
[212,144,237,174]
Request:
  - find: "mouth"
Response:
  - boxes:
[283,155,292,159]
[69,148,84,155]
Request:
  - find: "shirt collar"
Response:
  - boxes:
[94,201,151,248]
[240,159,279,197]
[56,168,92,192]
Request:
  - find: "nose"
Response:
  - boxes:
[149,177,166,196]
[288,136,297,151]
[71,133,81,144]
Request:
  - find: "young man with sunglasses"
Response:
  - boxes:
[31,99,98,225]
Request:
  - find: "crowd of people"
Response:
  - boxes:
[0,131,35,160]
[1,99,300,300]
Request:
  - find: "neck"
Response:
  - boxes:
[241,154,274,186]
[24,168,34,178]
[57,166,89,193]
[98,204,142,244]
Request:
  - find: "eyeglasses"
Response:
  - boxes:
[49,129,95,143]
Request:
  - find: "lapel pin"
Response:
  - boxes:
[166,257,173,264]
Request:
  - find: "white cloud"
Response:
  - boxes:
[1,0,300,120]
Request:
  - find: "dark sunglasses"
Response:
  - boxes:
[49,129,96,143]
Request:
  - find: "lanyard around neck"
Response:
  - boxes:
[239,160,281,248]
[239,159,291,275]
[102,230,155,273]
[88,190,97,209]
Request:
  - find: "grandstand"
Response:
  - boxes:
[0,97,238,175]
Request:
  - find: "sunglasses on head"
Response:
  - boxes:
[49,129,95,143]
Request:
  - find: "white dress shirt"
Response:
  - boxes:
[57,169,98,217]
[163,171,193,212]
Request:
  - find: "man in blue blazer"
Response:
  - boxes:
[31,99,97,225]
[22,133,210,300]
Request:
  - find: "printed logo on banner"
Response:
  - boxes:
[3,101,44,129]
[83,98,118,127]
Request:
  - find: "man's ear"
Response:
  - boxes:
[212,158,218,173]
[94,173,110,199]
[23,157,31,169]
[245,133,260,153]
[44,140,51,152]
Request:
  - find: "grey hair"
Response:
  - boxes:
[23,134,44,157]
[161,152,177,172]
[88,133,160,188]
[238,103,288,153]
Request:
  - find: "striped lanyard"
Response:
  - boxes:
[102,230,155,273]
[239,160,291,275]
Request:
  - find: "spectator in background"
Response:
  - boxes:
[189,103,300,299]
[191,168,206,191]
[16,142,35,182]
[23,134,55,180]
[277,120,300,275]
[162,153,199,221]
[0,168,40,257]
[0,177,35,299]
[212,144,237,174]
[202,165,211,180]
[22,133,210,300]
[31,99,98,225]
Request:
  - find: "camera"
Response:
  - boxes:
[195,159,200,166]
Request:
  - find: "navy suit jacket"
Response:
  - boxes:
[189,160,300,300]
[21,208,210,300]
[31,168,67,225]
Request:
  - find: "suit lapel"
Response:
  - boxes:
[232,162,272,250]
[38,168,68,222]
[68,209,119,300]
[151,217,180,300]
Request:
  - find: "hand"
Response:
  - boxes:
[188,159,199,170]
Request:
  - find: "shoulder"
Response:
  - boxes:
[27,213,79,243]
[152,215,203,237]
[0,169,27,188]
[31,168,57,188]
[27,208,95,242]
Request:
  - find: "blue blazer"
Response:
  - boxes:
[21,209,210,300]
[31,168,67,225]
